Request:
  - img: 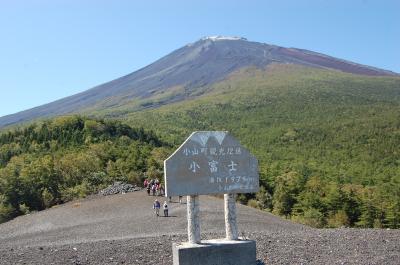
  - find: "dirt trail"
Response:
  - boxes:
[0,191,300,247]
[0,191,398,264]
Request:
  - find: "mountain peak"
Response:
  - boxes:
[0,37,398,128]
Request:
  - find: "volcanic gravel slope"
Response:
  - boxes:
[0,191,398,265]
[1,37,397,129]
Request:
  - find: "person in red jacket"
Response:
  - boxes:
[143,179,148,188]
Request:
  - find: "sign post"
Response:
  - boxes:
[187,195,201,244]
[165,131,259,265]
[224,193,238,240]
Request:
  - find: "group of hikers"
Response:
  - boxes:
[144,178,184,217]
[144,178,165,196]
[152,199,169,217]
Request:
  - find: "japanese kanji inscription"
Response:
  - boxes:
[164,131,259,196]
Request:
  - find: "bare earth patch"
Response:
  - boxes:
[0,192,398,264]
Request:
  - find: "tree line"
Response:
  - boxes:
[0,116,170,223]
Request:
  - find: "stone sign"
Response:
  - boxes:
[164,131,259,197]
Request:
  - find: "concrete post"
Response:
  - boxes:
[187,195,201,244]
[224,193,238,240]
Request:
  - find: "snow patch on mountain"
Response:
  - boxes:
[201,36,247,41]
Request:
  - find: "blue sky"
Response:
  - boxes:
[0,0,399,117]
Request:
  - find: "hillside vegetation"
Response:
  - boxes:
[1,64,399,229]
[0,116,170,223]
[119,64,400,228]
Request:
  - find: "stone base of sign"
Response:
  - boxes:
[172,238,256,265]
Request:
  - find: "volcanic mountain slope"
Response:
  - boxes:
[0,36,397,128]
[0,191,398,264]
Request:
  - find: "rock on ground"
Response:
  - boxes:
[99,182,141,196]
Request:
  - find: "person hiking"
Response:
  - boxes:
[155,183,160,196]
[159,184,165,196]
[143,179,148,188]
[163,201,168,217]
[152,184,156,196]
[153,199,161,217]
[146,183,151,196]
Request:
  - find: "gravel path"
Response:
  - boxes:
[0,191,398,264]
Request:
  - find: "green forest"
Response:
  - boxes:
[121,65,400,229]
[0,116,170,223]
[1,65,400,228]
